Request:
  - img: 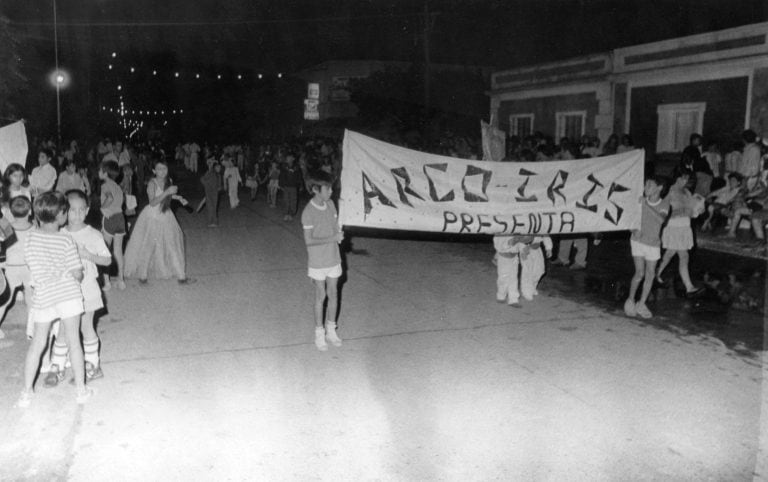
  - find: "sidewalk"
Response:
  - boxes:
[0,196,766,480]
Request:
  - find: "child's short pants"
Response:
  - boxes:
[102,213,126,235]
[630,240,660,261]
[308,264,342,281]
[82,277,104,312]
[29,298,84,324]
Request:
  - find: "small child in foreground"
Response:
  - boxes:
[493,234,533,307]
[301,172,344,351]
[18,191,91,407]
[45,190,112,387]
[519,235,553,301]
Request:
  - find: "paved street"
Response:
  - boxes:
[0,196,766,481]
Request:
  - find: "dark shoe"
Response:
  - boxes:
[685,286,705,298]
[139,279,148,285]
[653,276,668,289]
[86,361,104,381]
[178,278,197,285]
[43,365,64,388]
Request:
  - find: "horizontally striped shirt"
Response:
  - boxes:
[24,230,83,309]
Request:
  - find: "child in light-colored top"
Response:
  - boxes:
[494,234,531,306]
[17,191,91,408]
[45,190,112,387]
[99,160,126,291]
[656,170,705,298]
[701,173,744,232]
[29,149,57,197]
[0,197,33,336]
[56,159,88,194]
[222,157,242,209]
[520,235,553,301]
[267,161,280,208]
[624,177,670,319]
[301,172,344,351]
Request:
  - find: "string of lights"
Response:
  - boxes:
[100,50,286,131]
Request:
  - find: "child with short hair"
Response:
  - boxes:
[200,160,222,227]
[301,172,344,351]
[17,191,91,407]
[45,190,112,386]
[30,148,58,197]
[624,176,671,318]
[99,160,126,291]
[0,196,33,332]
[267,161,280,208]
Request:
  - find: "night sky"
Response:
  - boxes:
[4,0,767,141]
[9,0,768,73]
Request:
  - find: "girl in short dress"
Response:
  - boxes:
[124,158,193,284]
[656,169,704,297]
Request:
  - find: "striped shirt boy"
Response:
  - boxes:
[24,230,83,309]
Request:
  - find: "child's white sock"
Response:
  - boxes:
[50,340,69,370]
[83,337,100,367]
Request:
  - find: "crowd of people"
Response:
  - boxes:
[0,133,351,406]
[3,123,766,406]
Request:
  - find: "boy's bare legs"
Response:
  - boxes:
[113,233,126,289]
[313,279,328,351]
[60,315,89,398]
[325,277,339,325]
[625,256,644,316]
[635,259,658,318]
[325,277,342,346]
[23,321,52,391]
[638,259,658,305]
[102,233,114,290]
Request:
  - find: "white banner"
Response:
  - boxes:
[0,121,28,174]
[339,130,644,235]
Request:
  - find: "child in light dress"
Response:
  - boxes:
[124,158,194,284]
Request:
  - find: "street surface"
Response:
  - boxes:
[0,194,766,481]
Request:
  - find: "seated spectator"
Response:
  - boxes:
[724,141,743,176]
[556,137,574,160]
[616,134,635,153]
[701,173,744,232]
[581,136,601,158]
[703,141,723,178]
[728,178,768,240]
[602,134,619,156]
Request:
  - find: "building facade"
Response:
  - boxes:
[489,22,768,155]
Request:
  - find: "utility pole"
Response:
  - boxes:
[422,0,436,140]
[53,0,61,149]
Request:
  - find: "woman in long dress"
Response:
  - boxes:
[124,158,193,284]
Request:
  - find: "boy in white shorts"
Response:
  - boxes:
[45,190,112,387]
[301,172,344,351]
[18,191,91,407]
[624,176,670,318]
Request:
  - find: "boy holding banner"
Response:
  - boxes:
[301,172,344,351]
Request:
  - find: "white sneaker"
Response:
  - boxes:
[314,327,328,351]
[325,322,342,347]
[623,299,636,317]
